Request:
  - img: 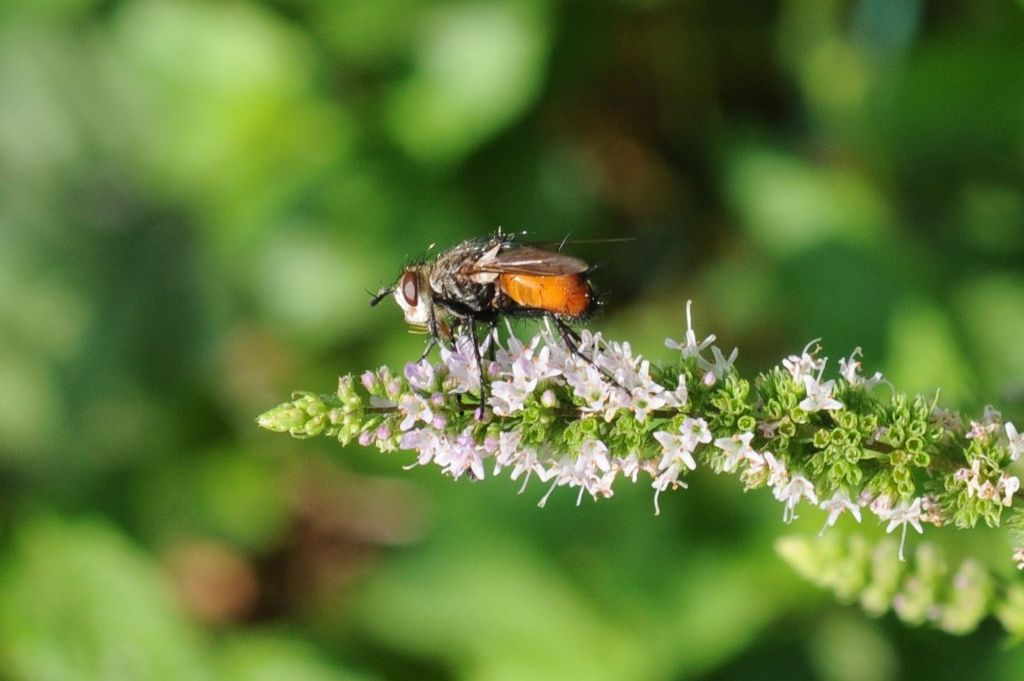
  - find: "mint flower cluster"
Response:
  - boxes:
[259,303,1024,630]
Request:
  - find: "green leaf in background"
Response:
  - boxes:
[956,275,1024,413]
[110,0,352,241]
[218,632,375,681]
[722,145,890,258]
[347,531,815,681]
[0,518,211,681]
[886,300,973,408]
[386,1,551,165]
[133,447,290,551]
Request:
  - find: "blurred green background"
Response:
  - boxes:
[3,0,1024,679]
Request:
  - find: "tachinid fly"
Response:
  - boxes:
[369,232,611,394]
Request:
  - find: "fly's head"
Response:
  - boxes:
[369,265,433,329]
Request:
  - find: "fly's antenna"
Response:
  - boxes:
[368,286,393,307]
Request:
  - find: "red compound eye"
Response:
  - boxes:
[401,271,418,306]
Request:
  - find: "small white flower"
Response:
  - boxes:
[742,450,787,490]
[714,432,761,473]
[838,347,885,390]
[435,429,486,481]
[510,355,540,386]
[597,339,639,387]
[884,497,924,561]
[1000,474,1020,507]
[799,375,844,412]
[774,473,818,523]
[818,489,862,535]
[680,416,713,451]
[960,458,1007,502]
[665,300,716,359]
[869,494,892,518]
[577,442,617,502]
[654,430,698,471]
[650,420,709,514]
[578,439,612,476]
[976,480,999,501]
[958,459,986,498]
[661,374,689,408]
[782,339,825,383]
[764,452,788,488]
[537,456,575,507]
[398,394,433,431]
[404,360,437,391]
[439,336,482,394]
[531,345,562,380]
[489,374,534,416]
[574,328,603,355]
[587,471,618,500]
[1006,422,1024,461]
[836,349,859,383]
[652,464,687,516]
[699,345,739,381]
[614,454,643,483]
[967,421,998,440]
[967,405,1002,440]
[622,454,659,485]
[494,333,531,372]
[596,388,632,423]
[537,440,617,507]
[399,428,441,467]
[629,385,667,422]
[608,357,668,421]
[564,363,608,411]
[493,430,524,475]
[509,447,545,493]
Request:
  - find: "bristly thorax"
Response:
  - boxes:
[428,234,514,314]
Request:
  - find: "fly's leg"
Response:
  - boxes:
[417,336,438,363]
[550,315,628,393]
[430,297,492,410]
[550,316,594,372]
[485,320,499,363]
[556,317,582,344]
[418,305,444,362]
[469,319,489,409]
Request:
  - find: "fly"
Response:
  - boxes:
[369,232,617,397]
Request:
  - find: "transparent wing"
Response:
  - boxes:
[468,246,590,276]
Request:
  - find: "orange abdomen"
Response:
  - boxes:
[498,273,592,317]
